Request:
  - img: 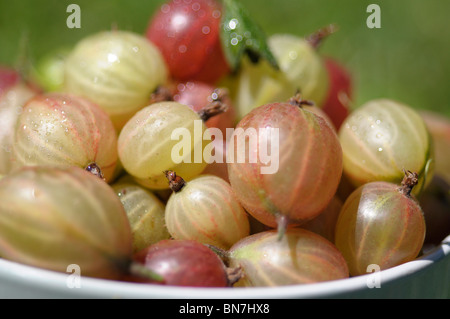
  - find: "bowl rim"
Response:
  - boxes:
[0,235,449,299]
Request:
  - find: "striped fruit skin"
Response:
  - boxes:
[64,30,168,131]
[227,102,343,228]
[334,181,426,276]
[0,166,133,280]
[0,83,37,174]
[118,101,210,190]
[112,179,170,253]
[338,99,434,196]
[227,34,329,121]
[165,174,250,250]
[12,93,118,182]
[228,229,349,287]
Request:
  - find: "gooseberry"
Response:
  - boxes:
[334,170,426,276]
[133,239,239,287]
[118,100,225,189]
[12,93,118,182]
[146,0,230,84]
[227,228,349,287]
[112,177,171,253]
[227,94,343,235]
[164,171,250,250]
[226,33,329,121]
[0,166,133,280]
[338,98,434,196]
[64,30,168,131]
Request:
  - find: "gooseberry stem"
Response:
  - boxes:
[398,169,419,197]
[205,244,230,260]
[226,266,243,286]
[276,214,289,241]
[85,162,105,180]
[306,24,339,49]
[164,170,186,192]
[197,88,229,122]
[288,91,315,108]
[205,244,242,286]
[149,85,174,104]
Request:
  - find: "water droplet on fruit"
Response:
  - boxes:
[178,45,187,53]
[107,53,119,64]
[192,2,200,11]
[288,51,298,60]
[202,26,210,34]
[212,9,221,19]
[228,18,238,30]
[161,4,170,13]
[172,13,188,30]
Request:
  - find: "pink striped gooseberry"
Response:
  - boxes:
[164,171,250,250]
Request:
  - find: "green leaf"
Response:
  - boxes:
[220,0,279,71]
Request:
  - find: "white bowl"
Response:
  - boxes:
[0,235,448,299]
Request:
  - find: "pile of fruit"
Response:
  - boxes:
[0,0,449,289]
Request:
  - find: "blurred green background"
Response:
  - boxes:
[1,0,449,116]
